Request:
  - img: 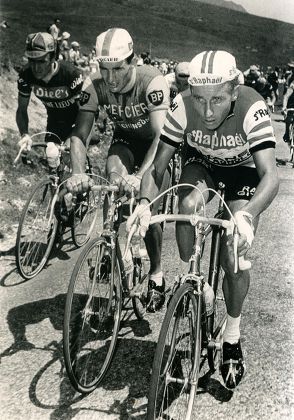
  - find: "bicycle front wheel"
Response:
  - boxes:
[147,283,202,420]
[63,237,122,393]
[15,178,58,279]
[289,123,294,164]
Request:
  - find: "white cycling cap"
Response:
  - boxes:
[188,50,239,86]
[96,28,133,62]
[71,41,79,48]
[62,31,70,39]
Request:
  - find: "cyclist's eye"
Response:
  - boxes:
[194,96,205,104]
[212,97,222,104]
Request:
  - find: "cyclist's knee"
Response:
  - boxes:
[178,191,202,214]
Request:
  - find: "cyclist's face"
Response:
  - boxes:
[190,83,238,130]
[28,54,53,79]
[175,74,189,93]
[99,60,133,93]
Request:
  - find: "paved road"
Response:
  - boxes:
[0,115,293,420]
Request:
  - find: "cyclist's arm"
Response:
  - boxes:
[136,109,168,178]
[70,110,95,174]
[16,94,30,136]
[140,139,177,206]
[239,148,279,218]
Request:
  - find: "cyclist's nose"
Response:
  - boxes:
[106,69,114,84]
[204,103,214,118]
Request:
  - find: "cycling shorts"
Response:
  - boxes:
[184,153,260,201]
[108,129,153,168]
[46,119,75,143]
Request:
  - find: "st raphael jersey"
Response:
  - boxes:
[161,85,276,168]
[17,61,83,124]
[79,65,170,142]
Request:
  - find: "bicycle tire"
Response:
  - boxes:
[131,256,149,319]
[15,178,58,279]
[63,236,122,393]
[147,282,202,420]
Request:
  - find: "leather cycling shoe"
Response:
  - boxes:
[146,277,166,313]
[220,340,246,389]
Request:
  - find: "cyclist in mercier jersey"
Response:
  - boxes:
[66,28,171,312]
[127,50,279,389]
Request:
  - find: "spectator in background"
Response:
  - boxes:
[69,41,83,67]
[244,64,260,89]
[59,31,70,61]
[48,18,61,59]
[254,76,276,112]
[267,66,279,103]
[48,18,61,41]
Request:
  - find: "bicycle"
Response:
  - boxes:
[14,132,98,280]
[63,182,149,393]
[126,183,248,419]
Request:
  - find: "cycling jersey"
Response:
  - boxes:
[160,85,276,168]
[79,64,170,142]
[18,61,83,134]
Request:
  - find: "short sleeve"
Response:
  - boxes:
[145,74,170,112]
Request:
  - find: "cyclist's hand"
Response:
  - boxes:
[232,210,254,256]
[66,173,93,194]
[126,203,151,238]
[122,174,142,196]
[281,108,287,117]
[18,134,32,152]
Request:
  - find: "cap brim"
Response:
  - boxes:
[25,50,50,58]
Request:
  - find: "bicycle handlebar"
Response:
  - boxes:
[125,212,251,273]
[13,141,69,166]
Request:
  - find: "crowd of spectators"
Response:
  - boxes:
[46,17,294,113]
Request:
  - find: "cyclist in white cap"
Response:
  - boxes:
[127,50,279,389]
[66,27,170,312]
[16,32,83,151]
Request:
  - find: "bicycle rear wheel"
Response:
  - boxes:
[15,178,58,279]
[147,283,202,420]
[63,237,122,393]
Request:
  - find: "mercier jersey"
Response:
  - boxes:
[161,85,276,167]
[17,61,83,127]
[79,65,170,142]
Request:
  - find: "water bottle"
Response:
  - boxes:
[203,282,214,316]
[46,142,60,169]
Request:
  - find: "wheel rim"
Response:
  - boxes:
[64,239,122,391]
[16,180,57,279]
[152,289,200,419]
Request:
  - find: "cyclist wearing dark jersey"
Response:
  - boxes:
[127,50,279,389]
[282,72,294,143]
[66,28,170,312]
[16,32,83,151]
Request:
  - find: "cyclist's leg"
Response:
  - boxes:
[176,156,214,264]
[283,111,294,143]
[217,166,260,388]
